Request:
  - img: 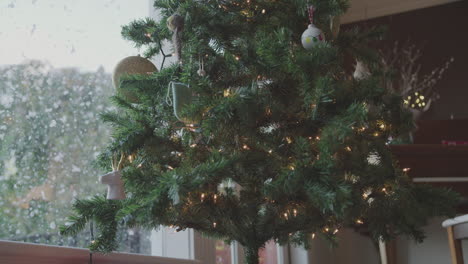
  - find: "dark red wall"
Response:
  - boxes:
[348,0,468,120]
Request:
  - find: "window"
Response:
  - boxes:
[215,240,283,264]
[1,1,309,263]
[150,226,289,264]
[0,0,151,253]
[215,240,232,264]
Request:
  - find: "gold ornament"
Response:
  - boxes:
[112,56,158,103]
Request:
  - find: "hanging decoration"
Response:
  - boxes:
[197,56,206,77]
[380,42,453,124]
[330,15,341,39]
[217,179,242,198]
[301,5,325,50]
[353,60,370,80]
[112,56,158,103]
[166,81,197,124]
[100,153,126,200]
[167,13,185,63]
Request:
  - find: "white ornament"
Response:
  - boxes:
[353,60,370,80]
[217,179,241,197]
[367,152,381,165]
[301,24,324,50]
[100,171,126,200]
[198,57,206,77]
[197,69,206,76]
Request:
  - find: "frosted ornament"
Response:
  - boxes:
[166,81,198,124]
[301,24,325,50]
[217,179,241,197]
[100,153,127,200]
[100,171,126,200]
[301,5,324,50]
[353,60,370,80]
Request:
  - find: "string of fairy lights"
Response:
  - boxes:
[108,0,418,245]
[114,105,413,241]
[404,91,427,109]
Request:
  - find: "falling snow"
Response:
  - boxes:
[0,94,14,108]
[0,0,151,254]
[71,165,81,173]
[0,61,112,248]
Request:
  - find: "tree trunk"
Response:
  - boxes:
[244,247,260,264]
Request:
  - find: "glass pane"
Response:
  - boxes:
[0,0,150,254]
[259,240,278,264]
[215,240,232,264]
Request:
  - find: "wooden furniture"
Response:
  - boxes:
[443,216,468,264]
[0,240,200,264]
[342,0,462,23]
[390,120,468,201]
[390,144,468,198]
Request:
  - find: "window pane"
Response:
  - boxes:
[0,0,150,253]
[215,240,232,264]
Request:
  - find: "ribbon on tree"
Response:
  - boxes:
[307,5,316,24]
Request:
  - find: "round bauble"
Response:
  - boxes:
[301,24,325,50]
[112,56,157,103]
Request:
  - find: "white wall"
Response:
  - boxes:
[307,217,468,264]
[309,229,380,264]
[151,227,194,259]
[396,217,468,264]
[289,245,310,264]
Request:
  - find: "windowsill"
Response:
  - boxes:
[0,240,199,264]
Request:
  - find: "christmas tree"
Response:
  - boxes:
[60,1,459,263]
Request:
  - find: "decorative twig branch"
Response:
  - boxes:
[381,41,453,115]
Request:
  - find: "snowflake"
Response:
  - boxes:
[0,94,14,108]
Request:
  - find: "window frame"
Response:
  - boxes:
[0,240,200,264]
[229,240,290,264]
[150,227,291,264]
